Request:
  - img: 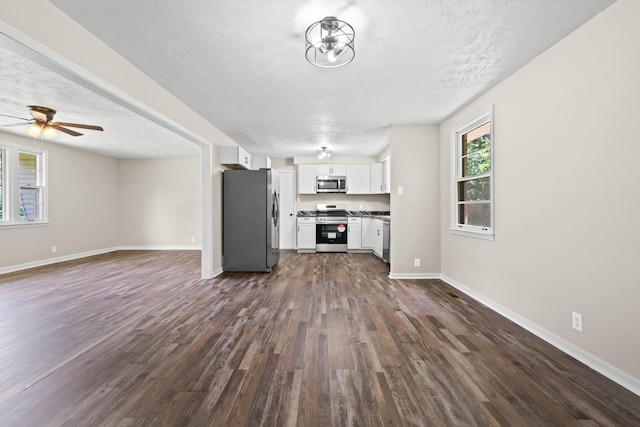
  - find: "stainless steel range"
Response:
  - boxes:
[315,203,348,252]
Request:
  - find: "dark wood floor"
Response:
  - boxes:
[0,250,638,426]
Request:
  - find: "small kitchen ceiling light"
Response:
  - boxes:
[317,146,332,159]
[305,16,355,68]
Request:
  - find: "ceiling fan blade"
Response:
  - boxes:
[0,113,31,121]
[50,123,83,137]
[55,121,104,131]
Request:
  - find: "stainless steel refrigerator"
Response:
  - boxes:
[223,168,280,272]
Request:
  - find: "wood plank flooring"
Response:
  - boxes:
[0,250,639,426]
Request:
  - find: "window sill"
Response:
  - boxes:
[450,228,494,241]
[0,221,49,229]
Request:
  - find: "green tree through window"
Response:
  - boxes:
[454,107,493,235]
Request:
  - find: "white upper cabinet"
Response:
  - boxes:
[346,164,370,194]
[383,159,391,194]
[219,146,251,170]
[370,161,391,194]
[297,160,389,195]
[316,164,346,176]
[298,164,317,194]
[252,155,271,170]
[370,162,384,194]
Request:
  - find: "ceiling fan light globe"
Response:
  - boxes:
[43,126,58,139]
[27,124,41,137]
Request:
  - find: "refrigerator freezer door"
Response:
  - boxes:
[223,169,276,272]
[268,187,280,268]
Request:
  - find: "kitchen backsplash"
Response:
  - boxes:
[297,193,390,211]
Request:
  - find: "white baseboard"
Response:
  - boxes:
[210,267,224,278]
[388,272,441,279]
[0,247,120,275]
[440,274,640,397]
[0,246,202,276]
[118,245,201,251]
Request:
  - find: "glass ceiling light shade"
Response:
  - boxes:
[316,146,332,159]
[305,16,355,68]
[27,124,42,137]
[26,123,58,139]
[43,126,57,139]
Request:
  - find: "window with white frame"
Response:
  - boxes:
[0,142,47,226]
[452,106,493,237]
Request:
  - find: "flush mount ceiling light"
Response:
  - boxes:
[316,146,332,159]
[305,16,355,68]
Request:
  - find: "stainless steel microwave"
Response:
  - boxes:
[316,176,347,193]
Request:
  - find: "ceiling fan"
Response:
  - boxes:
[0,105,104,138]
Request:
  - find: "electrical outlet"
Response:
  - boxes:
[414,258,421,267]
[572,312,583,332]
[190,236,196,243]
[52,246,57,254]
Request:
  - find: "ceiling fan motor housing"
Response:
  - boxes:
[28,105,57,123]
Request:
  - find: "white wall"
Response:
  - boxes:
[440,0,640,386]
[0,133,119,270]
[118,158,201,248]
[390,125,440,276]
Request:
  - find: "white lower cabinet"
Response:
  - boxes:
[347,217,362,250]
[297,217,316,251]
[361,218,376,249]
[373,222,384,258]
[361,217,385,259]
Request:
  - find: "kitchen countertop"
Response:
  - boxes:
[297,210,390,220]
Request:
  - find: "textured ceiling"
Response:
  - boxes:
[0,42,200,158]
[1,0,617,159]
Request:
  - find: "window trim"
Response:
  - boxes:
[450,105,494,239]
[0,141,48,228]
